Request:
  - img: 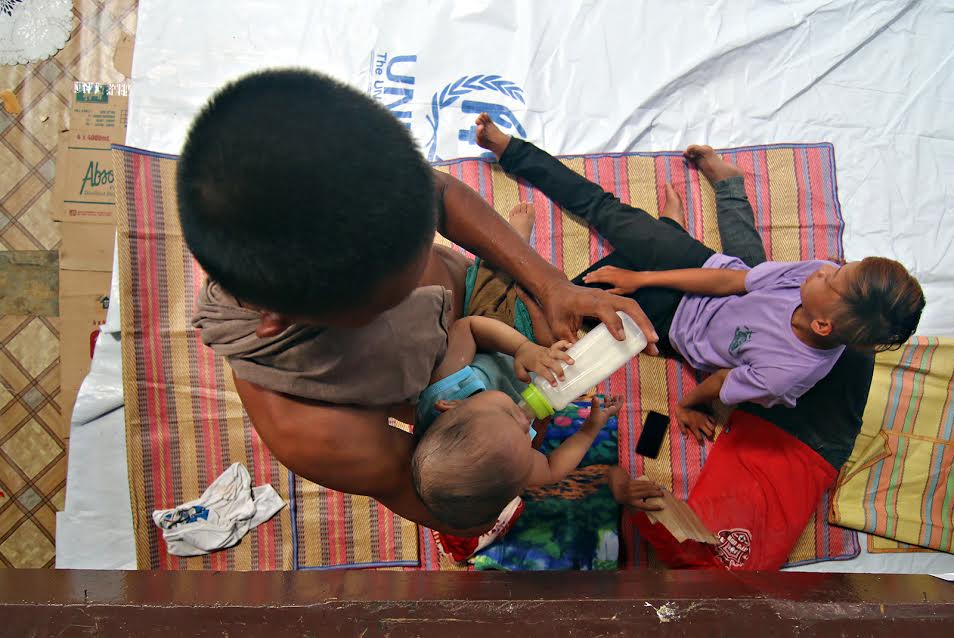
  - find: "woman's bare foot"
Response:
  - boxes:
[660,183,686,229]
[508,202,535,242]
[475,112,512,159]
[684,145,743,184]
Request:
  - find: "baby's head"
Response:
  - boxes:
[800,257,924,351]
[412,391,535,530]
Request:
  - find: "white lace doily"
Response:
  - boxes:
[0,0,75,66]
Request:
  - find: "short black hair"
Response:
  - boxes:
[177,68,436,316]
[412,408,526,530]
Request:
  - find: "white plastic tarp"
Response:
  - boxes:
[59,0,954,573]
[127,0,954,335]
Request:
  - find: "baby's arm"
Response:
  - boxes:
[526,396,622,487]
[430,316,572,384]
[583,266,747,297]
[429,316,569,384]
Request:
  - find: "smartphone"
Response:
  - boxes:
[636,411,670,459]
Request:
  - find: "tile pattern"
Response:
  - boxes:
[0,250,58,315]
[0,0,138,568]
[0,317,63,568]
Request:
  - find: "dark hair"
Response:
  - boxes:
[177,68,436,316]
[411,410,525,530]
[835,257,924,351]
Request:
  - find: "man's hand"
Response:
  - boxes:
[674,405,716,444]
[581,395,624,434]
[513,340,574,384]
[538,280,659,354]
[607,466,664,511]
[582,266,646,295]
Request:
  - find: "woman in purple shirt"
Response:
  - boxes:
[475,116,924,444]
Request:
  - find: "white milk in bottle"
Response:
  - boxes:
[519,311,647,419]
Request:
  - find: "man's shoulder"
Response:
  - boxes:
[234,375,388,435]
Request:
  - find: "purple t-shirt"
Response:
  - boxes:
[669,254,844,408]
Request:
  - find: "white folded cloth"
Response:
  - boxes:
[152,463,285,557]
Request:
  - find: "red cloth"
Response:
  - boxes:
[634,411,837,570]
[433,497,526,563]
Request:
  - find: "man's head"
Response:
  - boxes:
[800,257,924,350]
[412,391,535,530]
[177,68,436,331]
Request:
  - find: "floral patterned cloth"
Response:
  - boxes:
[472,397,620,571]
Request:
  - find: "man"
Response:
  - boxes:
[179,68,657,534]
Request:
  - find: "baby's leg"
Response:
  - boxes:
[685,145,766,267]
[507,202,534,243]
[465,203,539,340]
[660,183,687,230]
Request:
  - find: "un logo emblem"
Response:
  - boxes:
[425,74,527,161]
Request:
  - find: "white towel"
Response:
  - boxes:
[152,463,285,557]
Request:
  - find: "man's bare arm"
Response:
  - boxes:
[434,170,567,302]
[433,170,658,350]
[234,376,487,536]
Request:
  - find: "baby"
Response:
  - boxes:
[411,312,624,530]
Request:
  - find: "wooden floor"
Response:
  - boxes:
[2,569,953,636]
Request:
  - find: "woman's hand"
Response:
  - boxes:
[582,266,647,295]
[674,405,716,443]
[607,466,664,511]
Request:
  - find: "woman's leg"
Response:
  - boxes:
[684,145,767,267]
[498,138,714,272]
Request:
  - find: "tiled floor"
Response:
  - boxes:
[0,0,137,568]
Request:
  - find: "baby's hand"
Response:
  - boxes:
[514,340,574,384]
[582,266,646,295]
[582,395,624,433]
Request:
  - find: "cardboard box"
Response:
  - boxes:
[59,269,112,434]
[51,84,128,225]
[59,222,115,272]
[68,83,128,135]
[113,35,134,78]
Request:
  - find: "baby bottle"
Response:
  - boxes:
[519,311,647,419]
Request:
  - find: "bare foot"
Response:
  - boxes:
[684,145,743,184]
[475,112,512,159]
[660,183,686,229]
[508,202,535,242]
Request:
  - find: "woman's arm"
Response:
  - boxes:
[583,265,747,296]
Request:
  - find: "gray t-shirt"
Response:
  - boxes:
[193,280,453,406]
